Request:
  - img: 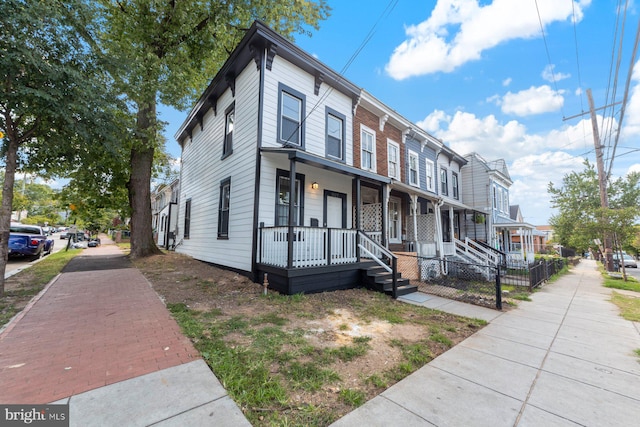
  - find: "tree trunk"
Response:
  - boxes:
[128,101,162,258]
[0,135,20,296]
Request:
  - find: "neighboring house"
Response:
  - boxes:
[510,205,547,255]
[151,179,179,250]
[461,153,536,262]
[174,21,417,296]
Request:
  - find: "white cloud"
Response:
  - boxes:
[416,109,607,161]
[501,85,565,116]
[621,59,640,138]
[541,64,571,82]
[575,87,583,96]
[385,0,588,79]
[502,77,512,86]
[628,163,640,174]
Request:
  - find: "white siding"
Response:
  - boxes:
[258,153,354,229]
[262,57,354,165]
[176,64,260,272]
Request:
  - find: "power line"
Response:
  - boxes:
[284,0,399,143]
[607,15,640,178]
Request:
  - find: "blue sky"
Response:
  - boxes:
[161,0,640,226]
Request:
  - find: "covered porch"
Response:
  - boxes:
[255,148,401,295]
[494,220,537,264]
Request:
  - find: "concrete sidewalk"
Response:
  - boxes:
[333,259,640,426]
[0,237,248,426]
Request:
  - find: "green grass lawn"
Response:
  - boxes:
[610,291,640,322]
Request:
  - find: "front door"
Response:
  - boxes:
[324,191,346,228]
[388,197,402,244]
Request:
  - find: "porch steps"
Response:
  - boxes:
[361,265,418,297]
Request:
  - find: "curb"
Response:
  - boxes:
[0,273,62,340]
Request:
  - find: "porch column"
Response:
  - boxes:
[287,158,296,269]
[435,200,444,257]
[411,194,418,251]
[449,206,454,241]
[354,176,361,230]
[519,227,524,260]
[381,183,388,247]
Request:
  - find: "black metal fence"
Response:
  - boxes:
[415,256,572,310]
[417,257,502,310]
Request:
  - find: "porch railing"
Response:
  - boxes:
[259,226,357,268]
[358,230,399,298]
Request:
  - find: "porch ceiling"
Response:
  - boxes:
[493,220,536,230]
[261,147,391,184]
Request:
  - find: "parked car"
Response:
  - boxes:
[8,223,55,260]
[615,254,637,268]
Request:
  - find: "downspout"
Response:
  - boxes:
[250,44,266,281]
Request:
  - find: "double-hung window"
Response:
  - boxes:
[222,104,234,159]
[184,199,191,239]
[387,140,400,179]
[275,170,304,226]
[218,178,230,239]
[425,159,435,192]
[326,108,345,161]
[440,168,448,196]
[278,84,305,147]
[452,172,459,199]
[408,151,419,186]
[360,126,376,171]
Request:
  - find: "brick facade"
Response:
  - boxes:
[353,107,404,180]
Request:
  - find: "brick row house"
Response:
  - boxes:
[173,21,535,295]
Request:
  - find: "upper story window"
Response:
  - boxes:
[425,159,435,192]
[408,150,419,187]
[326,108,345,161]
[278,83,305,147]
[360,125,376,172]
[222,103,234,159]
[502,189,509,213]
[387,140,400,180]
[452,172,459,200]
[218,178,231,239]
[440,167,448,196]
[493,185,498,210]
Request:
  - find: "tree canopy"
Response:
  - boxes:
[0,0,125,295]
[66,0,331,258]
[548,160,640,254]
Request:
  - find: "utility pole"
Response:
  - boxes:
[586,89,614,271]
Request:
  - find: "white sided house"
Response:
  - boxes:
[175,21,416,297]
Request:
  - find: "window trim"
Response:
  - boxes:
[277,83,306,148]
[408,150,420,187]
[440,167,449,196]
[184,198,192,240]
[425,159,435,192]
[275,169,305,226]
[325,107,346,162]
[452,172,459,200]
[387,139,400,180]
[221,102,235,160]
[360,124,376,172]
[217,178,231,239]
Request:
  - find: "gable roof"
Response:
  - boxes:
[176,20,360,143]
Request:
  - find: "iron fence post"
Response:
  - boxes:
[495,265,502,310]
[392,257,398,299]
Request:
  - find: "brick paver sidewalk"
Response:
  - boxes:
[0,240,198,404]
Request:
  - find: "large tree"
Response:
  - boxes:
[0,0,122,295]
[69,0,330,258]
[548,160,640,255]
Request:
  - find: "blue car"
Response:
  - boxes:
[8,223,55,260]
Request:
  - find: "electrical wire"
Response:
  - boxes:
[283,0,399,143]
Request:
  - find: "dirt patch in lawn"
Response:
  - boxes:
[134,252,487,426]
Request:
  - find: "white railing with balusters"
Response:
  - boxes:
[453,238,491,265]
[464,237,501,266]
[259,226,358,268]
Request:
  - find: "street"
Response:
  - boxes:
[5,231,68,278]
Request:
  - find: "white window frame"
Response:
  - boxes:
[452,172,459,200]
[387,140,400,180]
[440,167,448,196]
[425,159,435,192]
[408,150,420,187]
[360,125,376,172]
